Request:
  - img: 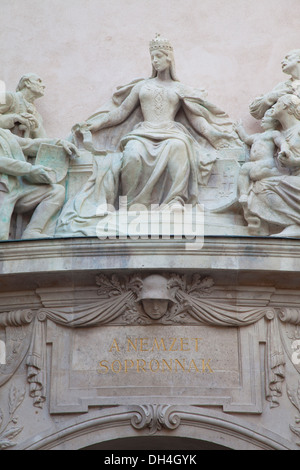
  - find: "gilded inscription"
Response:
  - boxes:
[98,336,213,374]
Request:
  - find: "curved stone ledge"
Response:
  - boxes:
[0,236,299,285]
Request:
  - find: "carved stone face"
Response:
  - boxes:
[150,50,170,73]
[261,112,276,130]
[141,298,169,320]
[27,75,45,98]
[271,98,286,118]
[281,51,300,75]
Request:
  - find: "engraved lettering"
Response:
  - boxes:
[150,359,160,372]
[137,359,146,373]
[124,359,134,373]
[180,338,190,351]
[169,338,178,351]
[151,338,167,352]
[140,338,149,352]
[188,359,199,373]
[202,359,213,373]
[127,338,138,352]
[192,338,202,352]
[109,339,120,352]
[174,358,186,372]
[111,360,122,373]
[161,359,172,372]
[97,360,109,374]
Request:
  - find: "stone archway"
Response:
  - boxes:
[19,406,295,450]
[81,436,231,450]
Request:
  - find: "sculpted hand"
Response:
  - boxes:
[15,113,38,131]
[233,120,243,132]
[57,139,81,159]
[82,122,100,133]
[71,122,95,135]
[27,165,55,184]
[19,113,39,130]
[278,150,299,168]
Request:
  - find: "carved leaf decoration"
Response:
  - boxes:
[131,405,180,435]
[96,274,124,297]
[123,306,151,325]
[186,275,214,296]
[297,381,300,407]
[110,274,122,292]
[168,274,186,291]
[0,426,23,440]
[290,424,300,440]
[8,386,25,416]
[95,274,111,287]
[287,386,300,412]
[0,385,25,450]
[0,439,15,449]
[162,311,188,324]
[126,275,143,297]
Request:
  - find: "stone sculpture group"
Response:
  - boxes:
[1,36,300,240]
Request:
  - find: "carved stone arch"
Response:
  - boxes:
[17,406,296,450]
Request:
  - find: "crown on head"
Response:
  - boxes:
[149,34,173,52]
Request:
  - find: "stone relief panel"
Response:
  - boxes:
[4,42,300,240]
[1,40,300,240]
[3,271,300,447]
[0,273,286,410]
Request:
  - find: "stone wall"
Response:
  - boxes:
[2,0,300,138]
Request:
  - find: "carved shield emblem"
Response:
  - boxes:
[35,143,69,183]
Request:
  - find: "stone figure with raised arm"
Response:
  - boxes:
[249,49,300,120]
[56,35,244,237]
[0,73,47,138]
[245,94,300,237]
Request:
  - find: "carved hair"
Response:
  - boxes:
[279,94,300,119]
[16,73,40,91]
[286,49,300,60]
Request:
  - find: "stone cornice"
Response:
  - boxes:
[0,236,299,277]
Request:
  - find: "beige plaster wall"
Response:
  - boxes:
[1,0,300,139]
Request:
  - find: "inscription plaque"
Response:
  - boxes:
[47,322,263,414]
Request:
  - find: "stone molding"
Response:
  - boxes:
[16,405,296,450]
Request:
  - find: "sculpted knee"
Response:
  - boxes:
[123,141,143,165]
[51,184,65,205]
[165,138,186,155]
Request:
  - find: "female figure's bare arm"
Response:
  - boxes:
[83,83,142,133]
